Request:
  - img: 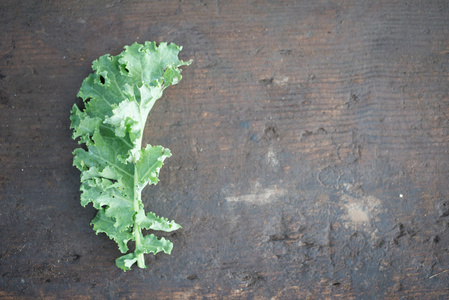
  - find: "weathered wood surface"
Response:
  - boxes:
[1,0,449,298]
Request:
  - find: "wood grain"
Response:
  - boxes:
[1,0,449,298]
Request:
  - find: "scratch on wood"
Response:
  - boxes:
[225,187,286,204]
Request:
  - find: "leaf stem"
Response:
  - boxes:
[134,224,146,268]
[134,129,145,268]
[133,176,146,268]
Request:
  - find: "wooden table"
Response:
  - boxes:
[1,1,449,298]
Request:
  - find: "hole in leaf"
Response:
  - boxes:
[120,65,130,74]
[99,75,105,85]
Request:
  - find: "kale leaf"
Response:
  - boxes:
[70,42,190,271]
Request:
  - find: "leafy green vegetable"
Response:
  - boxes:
[70,41,191,271]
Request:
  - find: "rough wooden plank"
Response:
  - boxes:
[1,0,449,299]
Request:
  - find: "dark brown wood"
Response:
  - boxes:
[1,0,449,298]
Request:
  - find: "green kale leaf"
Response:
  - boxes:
[70,41,190,271]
